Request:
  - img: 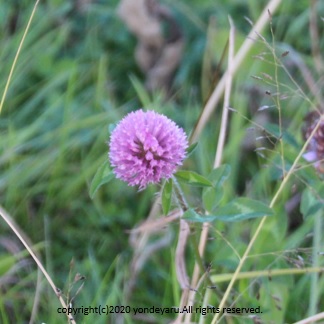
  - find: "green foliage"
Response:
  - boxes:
[0,254,16,276]
[186,142,198,158]
[0,0,323,323]
[300,183,324,219]
[174,170,213,187]
[184,198,274,222]
[162,178,173,216]
[202,164,231,212]
[89,160,114,199]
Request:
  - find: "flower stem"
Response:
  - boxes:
[172,176,189,211]
[308,208,322,317]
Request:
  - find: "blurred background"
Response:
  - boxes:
[0,0,323,323]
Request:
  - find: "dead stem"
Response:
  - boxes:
[190,0,282,143]
[184,16,235,324]
[0,205,76,324]
[309,0,324,75]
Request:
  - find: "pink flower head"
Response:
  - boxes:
[109,109,188,189]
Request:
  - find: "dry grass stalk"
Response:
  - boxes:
[0,205,76,324]
[175,219,190,289]
[190,0,283,143]
[183,15,236,324]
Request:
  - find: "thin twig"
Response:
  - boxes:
[125,196,164,300]
[190,0,282,143]
[268,9,286,186]
[175,219,190,289]
[294,311,324,324]
[0,206,76,324]
[214,16,235,169]
[309,0,324,75]
[172,178,190,294]
[184,15,235,324]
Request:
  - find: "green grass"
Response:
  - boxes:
[0,0,323,323]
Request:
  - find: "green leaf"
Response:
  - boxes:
[129,74,151,107]
[203,165,231,212]
[300,186,324,218]
[183,209,208,222]
[203,189,224,213]
[186,142,198,158]
[175,171,213,187]
[0,254,16,276]
[89,160,114,199]
[214,198,274,221]
[0,249,31,276]
[162,178,173,215]
[209,164,231,186]
[183,198,274,223]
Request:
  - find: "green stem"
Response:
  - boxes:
[0,0,40,115]
[172,177,215,301]
[211,116,324,324]
[172,176,189,211]
[308,209,322,316]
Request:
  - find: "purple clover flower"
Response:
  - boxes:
[109,109,188,189]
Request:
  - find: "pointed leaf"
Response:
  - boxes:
[209,164,231,186]
[89,160,114,199]
[212,198,274,221]
[300,185,324,219]
[129,74,151,107]
[182,209,208,222]
[186,142,198,158]
[0,254,16,276]
[203,165,231,212]
[203,189,224,213]
[175,171,213,187]
[162,178,173,215]
[183,208,237,223]
[183,198,274,223]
